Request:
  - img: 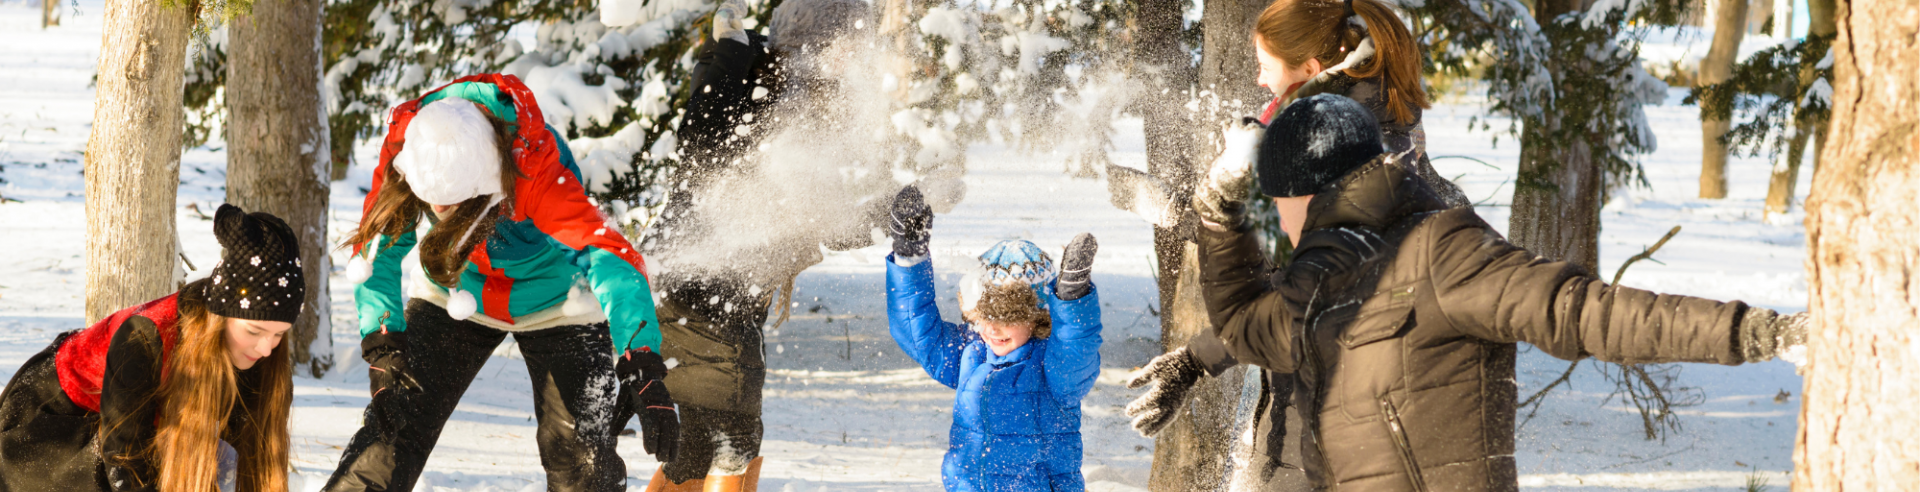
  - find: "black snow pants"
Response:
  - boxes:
[634,276,768,483]
[325,300,624,492]
[0,333,112,492]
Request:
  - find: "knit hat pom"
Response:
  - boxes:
[344,255,374,285]
[446,289,478,321]
[393,97,504,206]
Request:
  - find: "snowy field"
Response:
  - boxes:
[0,3,1809,491]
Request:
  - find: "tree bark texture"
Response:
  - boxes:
[1794,0,1920,489]
[227,0,335,377]
[1509,0,1604,274]
[1196,0,1267,116]
[1764,0,1836,216]
[84,0,193,323]
[1698,0,1749,199]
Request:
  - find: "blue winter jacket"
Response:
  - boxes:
[886,255,1103,492]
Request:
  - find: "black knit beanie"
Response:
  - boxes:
[203,204,306,324]
[1257,94,1385,197]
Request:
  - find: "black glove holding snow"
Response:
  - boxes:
[1123,346,1207,437]
[1738,308,1810,369]
[1191,119,1265,229]
[889,186,933,261]
[1055,233,1098,301]
[618,347,681,463]
[361,329,423,397]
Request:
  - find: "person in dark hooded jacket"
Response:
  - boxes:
[632,0,900,489]
[1139,93,1811,492]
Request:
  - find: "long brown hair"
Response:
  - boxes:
[343,102,521,288]
[99,282,294,492]
[1254,0,1429,124]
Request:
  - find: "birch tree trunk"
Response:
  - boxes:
[1763,0,1835,216]
[83,0,193,323]
[1697,0,1748,199]
[1794,0,1920,489]
[227,0,335,376]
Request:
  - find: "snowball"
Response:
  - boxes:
[562,282,604,317]
[446,289,478,320]
[392,98,503,206]
[600,0,645,27]
[664,357,680,370]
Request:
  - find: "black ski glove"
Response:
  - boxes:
[361,327,423,397]
[618,347,681,463]
[1738,307,1810,368]
[1056,233,1098,301]
[889,186,933,259]
[1123,346,1206,437]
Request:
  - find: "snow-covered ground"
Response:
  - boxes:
[0,3,1810,491]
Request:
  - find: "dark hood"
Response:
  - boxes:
[1299,153,1452,233]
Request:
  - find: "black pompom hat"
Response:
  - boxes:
[203,204,306,324]
[1257,94,1385,198]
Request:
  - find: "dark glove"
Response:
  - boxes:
[889,186,933,259]
[1123,346,1206,437]
[1056,233,1098,301]
[361,328,423,397]
[1738,308,1810,368]
[619,347,681,463]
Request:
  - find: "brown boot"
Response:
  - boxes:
[644,467,706,492]
[702,457,763,492]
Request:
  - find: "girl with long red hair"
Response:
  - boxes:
[0,204,303,492]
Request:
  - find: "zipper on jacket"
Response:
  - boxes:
[1378,397,1428,492]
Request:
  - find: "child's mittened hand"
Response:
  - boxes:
[889,186,933,260]
[1056,233,1098,301]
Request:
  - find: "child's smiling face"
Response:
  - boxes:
[973,319,1035,356]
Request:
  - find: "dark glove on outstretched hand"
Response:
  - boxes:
[618,347,681,463]
[889,186,933,260]
[1056,233,1098,301]
[361,328,423,397]
[1738,308,1810,369]
[1123,346,1206,437]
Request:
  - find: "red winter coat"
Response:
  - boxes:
[55,295,181,413]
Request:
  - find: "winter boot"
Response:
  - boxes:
[645,468,706,492]
[701,457,763,492]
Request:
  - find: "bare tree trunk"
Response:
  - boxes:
[1698,0,1749,199]
[1509,0,1606,273]
[41,0,59,28]
[1763,0,1835,216]
[84,0,193,323]
[1794,0,1920,489]
[227,0,334,377]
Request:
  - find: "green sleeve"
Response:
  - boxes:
[355,231,418,337]
[585,247,661,354]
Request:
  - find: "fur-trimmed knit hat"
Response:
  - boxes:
[1257,94,1384,197]
[202,204,306,324]
[958,239,1055,338]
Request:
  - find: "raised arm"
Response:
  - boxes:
[887,256,971,389]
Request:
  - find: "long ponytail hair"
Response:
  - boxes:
[342,106,521,288]
[1254,0,1429,124]
[119,281,293,492]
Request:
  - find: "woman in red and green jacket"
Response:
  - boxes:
[329,74,676,492]
[0,204,303,492]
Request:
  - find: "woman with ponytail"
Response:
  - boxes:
[0,204,301,492]
[1121,0,1469,488]
[327,74,676,492]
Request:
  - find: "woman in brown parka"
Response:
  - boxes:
[1155,94,1811,492]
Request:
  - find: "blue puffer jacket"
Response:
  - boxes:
[887,255,1103,492]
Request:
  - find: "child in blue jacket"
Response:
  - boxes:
[884,186,1104,492]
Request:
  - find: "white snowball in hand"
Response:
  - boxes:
[446,289,478,320]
